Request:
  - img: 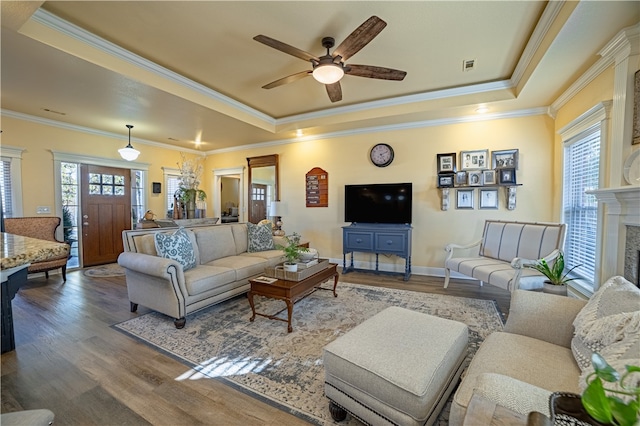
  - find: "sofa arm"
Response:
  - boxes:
[472,373,552,417]
[117,252,184,280]
[504,290,586,348]
[444,238,482,261]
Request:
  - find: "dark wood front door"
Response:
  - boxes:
[81,165,131,266]
[250,183,267,224]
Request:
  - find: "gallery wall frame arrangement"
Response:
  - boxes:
[436,148,522,210]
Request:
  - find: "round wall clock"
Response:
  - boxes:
[370,143,394,167]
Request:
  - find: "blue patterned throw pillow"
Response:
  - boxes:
[247,222,275,252]
[154,227,197,270]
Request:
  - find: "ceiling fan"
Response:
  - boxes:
[254,16,407,103]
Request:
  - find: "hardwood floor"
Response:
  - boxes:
[1,267,511,425]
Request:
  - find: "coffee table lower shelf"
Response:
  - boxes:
[248,263,339,333]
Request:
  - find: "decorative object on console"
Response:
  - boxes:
[460,149,489,170]
[118,124,140,161]
[456,188,474,209]
[437,152,457,173]
[491,149,519,169]
[176,153,207,219]
[269,200,285,236]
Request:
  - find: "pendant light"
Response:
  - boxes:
[118,124,140,161]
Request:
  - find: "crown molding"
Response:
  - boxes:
[1,109,203,155]
[276,80,514,125]
[511,1,567,87]
[208,106,548,155]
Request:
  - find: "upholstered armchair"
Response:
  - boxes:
[4,217,69,282]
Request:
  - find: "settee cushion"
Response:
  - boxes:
[572,276,640,371]
[209,255,268,280]
[183,265,237,295]
[154,228,197,270]
[247,222,275,252]
[479,221,565,263]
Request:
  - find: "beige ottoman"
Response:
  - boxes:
[323,306,469,426]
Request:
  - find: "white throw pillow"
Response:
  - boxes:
[154,227,197,270]
[247,222,275,252]
[572,276,640,371]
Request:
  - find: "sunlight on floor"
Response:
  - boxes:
[175,356,275,380]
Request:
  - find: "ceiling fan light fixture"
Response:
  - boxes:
[119,124,140,161]
[312,63,344,85]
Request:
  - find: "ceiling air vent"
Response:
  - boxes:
[462,59,475,72]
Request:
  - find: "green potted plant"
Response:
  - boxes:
[276,232,309,272]
[581,353,640,426]
[526,251,580,296]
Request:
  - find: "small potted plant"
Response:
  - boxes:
[526,251,579,296]
[276,232,309,273]
[580,353,640,426]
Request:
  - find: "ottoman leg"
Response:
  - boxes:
[329,400,347,422]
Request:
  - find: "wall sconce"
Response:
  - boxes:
[118,124,140,161]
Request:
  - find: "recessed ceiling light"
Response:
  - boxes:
[296,129,303,137]
[475,106,489,114]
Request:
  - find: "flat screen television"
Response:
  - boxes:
[344,183,412,224]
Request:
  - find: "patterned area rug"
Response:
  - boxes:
[83,263,126,277]
[114,282,504,425]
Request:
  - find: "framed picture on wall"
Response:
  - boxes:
[468,170,483,186]
[492,149,519,169]
[438,174,454,188]
[479,189,499,209]
[455,171,467,186]
[456,189,474,209]
[460,149,489,170]
[482,169,497,185]
[437,153,457,173]
[499,168,517,185]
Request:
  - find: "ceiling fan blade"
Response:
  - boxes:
[326,82,342,103]
[253,35,319,62]
[345,64,407,81]
[262,71,312,89]
[333,16,387,62]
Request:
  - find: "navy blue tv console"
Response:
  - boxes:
[342,223,412,281]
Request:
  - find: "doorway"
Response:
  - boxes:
[213,167,244,222]
[80,164,131,266]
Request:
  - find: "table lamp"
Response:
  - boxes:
[269,201,285,236]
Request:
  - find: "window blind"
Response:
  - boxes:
[1,158,13,218]
[563,128,600,284]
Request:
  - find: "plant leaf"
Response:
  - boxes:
[582,378,614,424]
[592,353,621,383]
[609,396,639,426]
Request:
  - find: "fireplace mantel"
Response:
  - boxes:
[587,185,640,285]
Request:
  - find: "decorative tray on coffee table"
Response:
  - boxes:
[264,259,330,281]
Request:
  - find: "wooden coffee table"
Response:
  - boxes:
[248,263,339,332]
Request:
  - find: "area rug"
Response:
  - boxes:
[83,263,126,277]
[114,282,504,425]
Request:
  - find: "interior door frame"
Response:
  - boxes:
[52,151,148,268]
[213,167,244,222]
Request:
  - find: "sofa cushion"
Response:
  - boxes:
[247,222,274,252]
[194,226,236,264]
[572,276,640,371]
[132,234,158,256]
[209,255,267,280]
[231,224,248,255]
[154,227,197,270]
[183,265,236,296]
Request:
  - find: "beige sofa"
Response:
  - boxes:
[450,275,640,424]
[444,220,566,292]
[117,223,285,328]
